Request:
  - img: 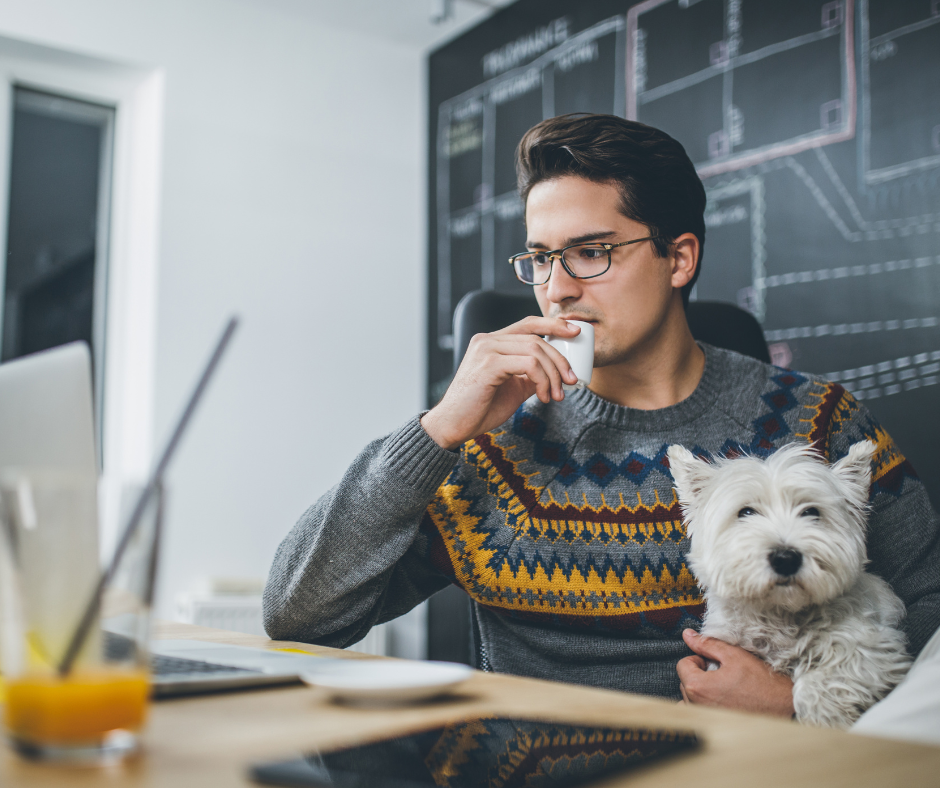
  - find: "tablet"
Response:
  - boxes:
[248,715,699,787]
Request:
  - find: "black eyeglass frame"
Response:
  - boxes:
[508,236,662,286]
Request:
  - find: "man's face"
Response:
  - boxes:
[526,175,680,368]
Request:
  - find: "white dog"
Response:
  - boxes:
[667,440,911,728]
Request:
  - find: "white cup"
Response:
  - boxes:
[546,320,594,391]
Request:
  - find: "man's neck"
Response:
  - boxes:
[587,302,706,410]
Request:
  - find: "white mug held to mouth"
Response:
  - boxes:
[546,320,594,391]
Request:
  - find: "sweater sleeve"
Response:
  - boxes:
[821,387,940,657]
[262,415,459,648]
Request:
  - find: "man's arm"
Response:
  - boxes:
[866,479,940,655]
[262,417,459,647]
[829,395,940,658]
[263,316,580,647]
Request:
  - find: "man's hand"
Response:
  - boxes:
[677,629,795,718]
[421,317,581,450]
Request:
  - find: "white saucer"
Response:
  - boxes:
[300,660,473,704]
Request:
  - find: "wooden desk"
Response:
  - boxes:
[3,622,939,787]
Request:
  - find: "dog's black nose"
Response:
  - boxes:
[769,548,802,577]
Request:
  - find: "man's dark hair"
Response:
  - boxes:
[516,114,706,306]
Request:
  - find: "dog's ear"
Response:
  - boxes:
[831,440,876,503]
[666,445,714,504]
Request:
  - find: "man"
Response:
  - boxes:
[264,114,940,715]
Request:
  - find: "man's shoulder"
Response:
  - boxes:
[711,347,925,496]
[705,344,857,446]
[707,343,841,405]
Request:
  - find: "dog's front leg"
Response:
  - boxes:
[792,622,911,729]
[792,670,865,729]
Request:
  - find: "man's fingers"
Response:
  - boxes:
[507,348,563,402]
[539,340,579,385]
[503,355,554,403]
[524,341,569,397]
[676,655,707,683]
[689,655,709,670]
[473,335,575,395]
[467,329,581,388]
[682,628,736,662]
[497,315,581,338]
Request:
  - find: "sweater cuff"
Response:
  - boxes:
[382,415,459,497]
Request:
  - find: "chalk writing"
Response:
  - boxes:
[482,18,570,78]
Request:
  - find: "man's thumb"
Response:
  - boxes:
[682,628,732,661]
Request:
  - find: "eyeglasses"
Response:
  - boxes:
[509,237,660,286]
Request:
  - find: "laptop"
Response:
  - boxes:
[127,635,337,698]
[0,338,347,698]
[0,342,103,670]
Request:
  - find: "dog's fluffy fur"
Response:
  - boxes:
[667,440,911,728]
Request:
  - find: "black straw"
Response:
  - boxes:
[57,317,239,676]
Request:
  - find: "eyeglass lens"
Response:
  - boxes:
[513,244,610,285]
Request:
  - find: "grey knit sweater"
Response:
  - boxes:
[263,345,940,699]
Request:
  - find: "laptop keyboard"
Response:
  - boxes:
[152,653,259,677]
[104,631,261,677]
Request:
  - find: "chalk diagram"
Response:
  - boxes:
[630,0,940,404]
[435,16,626,356]
[628,0,856,178]
[861,0,940,183]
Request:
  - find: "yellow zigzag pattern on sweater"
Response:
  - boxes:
[426,438,701,619]
[796,382,908,483]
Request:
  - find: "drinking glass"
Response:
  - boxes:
[0,469,161,762]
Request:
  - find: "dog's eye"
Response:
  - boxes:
[738,507,757,518]
[801,507,820,518]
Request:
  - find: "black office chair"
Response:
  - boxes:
[685,300,771,363]
[451,289,770,372]
[428,289,771,666]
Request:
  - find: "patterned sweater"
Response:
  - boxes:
[263,344,940,699]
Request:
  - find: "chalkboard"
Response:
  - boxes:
[427,0,940,507]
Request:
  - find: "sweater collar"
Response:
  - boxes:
[568,343,728,432]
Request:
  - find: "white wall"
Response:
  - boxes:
[0,1,428,647]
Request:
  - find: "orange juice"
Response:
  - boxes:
[4,670,149,745]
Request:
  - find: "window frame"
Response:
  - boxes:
[0,36,164,556]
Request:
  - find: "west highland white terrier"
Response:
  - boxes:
[667,440,911,728]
